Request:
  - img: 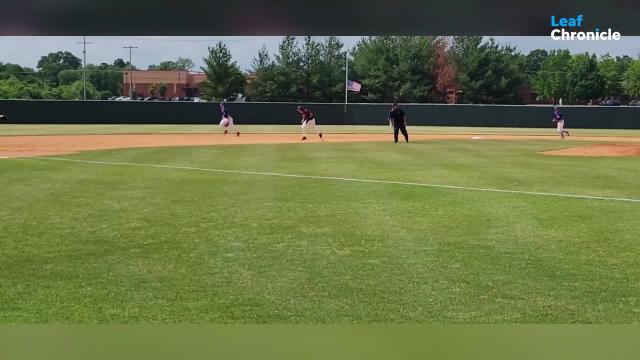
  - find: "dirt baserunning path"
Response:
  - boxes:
[542,144,640,157]
[2,133,640,158]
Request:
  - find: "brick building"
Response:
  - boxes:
[122,70,207,98]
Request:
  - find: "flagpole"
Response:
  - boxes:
[344,50,348,113]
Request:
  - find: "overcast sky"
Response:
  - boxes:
[1,36,639,71]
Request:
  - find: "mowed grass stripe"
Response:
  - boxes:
[2,159,637,323]
[27,156,640,203]
[2,141,639,323]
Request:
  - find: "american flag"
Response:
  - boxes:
[347,80,362,92]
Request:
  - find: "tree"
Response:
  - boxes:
[42,86,65,100]
[149,57,195,71]
[598,54,624,98]
[0,77,44,99]
[433,37,457,103]
[98,90,113,100]
[159,83,168,97]
[113,59,127,69]
[87,63,123,96]
[450,36,483,63]
[300,36,323,101]
[0,62,38,82]
[566,53,604,103]
[60,80,97,100]
[271,36,304,101]
[246,46,277,101]
[36,51,82,85]
[247,37,346,102]
[625,60,640,97]
[534,50,571,103]
[351,36,436,102]
[200,42,246,100]
[451,37,525,104]
[175,57,195,71]
[616,56,634,77]
[148,62,174,71]
[524,49,549,76]
[57,69,81,85]
[148,83,157,97]
[318,36,346,102]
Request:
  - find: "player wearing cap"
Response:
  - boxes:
[219,103,240,136]
[297,106,323,141]
[388,103,409,143]
[552,106,570,139]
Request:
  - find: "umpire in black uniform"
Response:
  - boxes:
[388,103,409,143]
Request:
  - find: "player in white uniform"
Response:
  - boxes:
[552,106,570,139]
[219,103,240,136]
[297,106,323,141]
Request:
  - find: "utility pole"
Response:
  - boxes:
[123,46,138,98]
[77,36,93,100]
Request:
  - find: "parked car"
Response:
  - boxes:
[628,99,640,106]
[144,96,157,101]
[193,97,207,103]
[599,99,621,106]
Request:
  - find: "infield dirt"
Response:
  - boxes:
[1,133,640,158]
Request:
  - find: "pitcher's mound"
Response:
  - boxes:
[544,144,640,157]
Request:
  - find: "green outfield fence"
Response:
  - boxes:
[1,100,639,129]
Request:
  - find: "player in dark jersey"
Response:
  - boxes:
[388,103,409,143]
[297,106,323,141]
[552,106,569,139]
[219,102,240,136]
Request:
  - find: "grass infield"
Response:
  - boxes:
[1,125,639,323]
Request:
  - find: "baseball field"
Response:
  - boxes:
[1,124,639,323]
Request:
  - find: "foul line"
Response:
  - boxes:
[28,156,640,204]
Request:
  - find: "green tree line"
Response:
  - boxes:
[0,52,134,100]
[218,36,640,104]
[0,52,190,100]
[2,37,640,103]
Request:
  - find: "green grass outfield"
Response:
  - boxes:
[1,125,640,323]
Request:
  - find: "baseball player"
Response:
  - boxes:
[552,106,570,139]
[388,103,409,143]
[219,103,240,136]
[297,106,323,141]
